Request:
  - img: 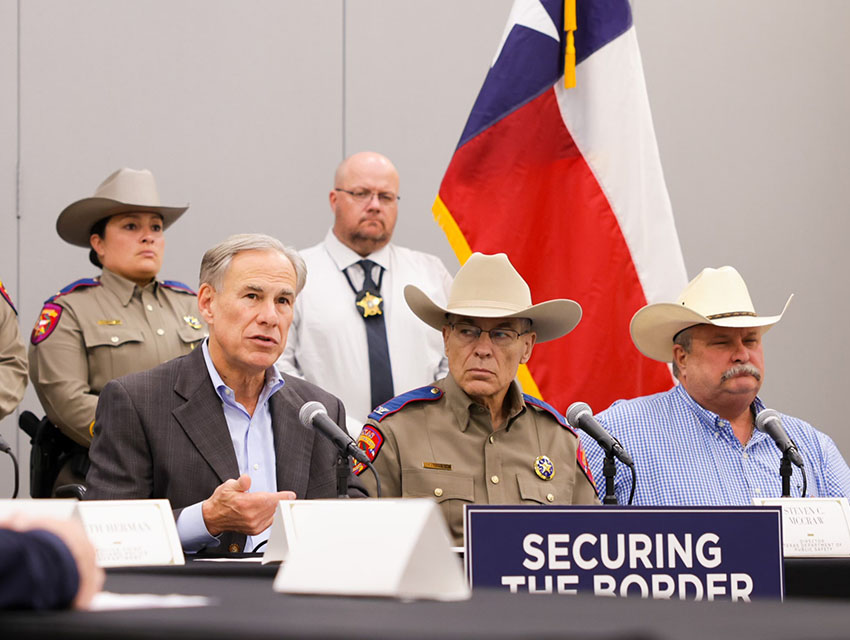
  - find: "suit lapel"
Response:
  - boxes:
[173,347,240,484]
[271,384,314,497]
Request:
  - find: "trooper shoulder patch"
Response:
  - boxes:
[368,386,443,422]
[0,280,17,314]
[46,277,101,303]
[523,394,577,436]
[31,303,63,345]
[575,441,595,487]
[351,424,385,476]
[161,280,197,295]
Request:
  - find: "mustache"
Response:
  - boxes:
[720,364,762,382]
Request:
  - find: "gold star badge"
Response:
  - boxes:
[184,315,202,330]
[356,291,384,318]
[534,455,555,480]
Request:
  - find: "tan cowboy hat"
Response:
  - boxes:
[404,252,582,342]
[56,168,189,247]
[630,266,793,362]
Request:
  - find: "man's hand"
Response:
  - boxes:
[0,514,104,610]
[201,474,297,536]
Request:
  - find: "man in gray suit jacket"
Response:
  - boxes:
[86,234,365,553]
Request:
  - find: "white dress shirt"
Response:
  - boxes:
[279,229,452,435]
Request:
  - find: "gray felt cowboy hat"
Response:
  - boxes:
[404,252,582,342]
[56,168,188,247]
[630,265,793,363]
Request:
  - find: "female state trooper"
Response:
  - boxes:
[28,168,205,487]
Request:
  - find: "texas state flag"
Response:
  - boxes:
[434,0,687,415]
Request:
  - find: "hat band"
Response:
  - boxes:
[705,311,758,320]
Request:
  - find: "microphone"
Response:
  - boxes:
[755,409,804,467]
[298,401,371,464]
[566,402,634,467]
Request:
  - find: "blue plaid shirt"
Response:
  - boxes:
[580,384,850,505]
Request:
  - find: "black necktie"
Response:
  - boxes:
[354,259,394,410]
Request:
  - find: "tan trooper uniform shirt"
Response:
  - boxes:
[357,374,599,545]
[28,268,206,446]
[0,282,27,420]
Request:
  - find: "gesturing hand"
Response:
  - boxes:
[201,474,296,536]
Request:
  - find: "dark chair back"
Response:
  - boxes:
[18,411,88,498]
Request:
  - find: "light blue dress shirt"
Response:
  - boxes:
[580,383,850,506]
[176,339,285,552]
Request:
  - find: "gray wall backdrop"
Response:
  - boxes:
[1,0,847,498]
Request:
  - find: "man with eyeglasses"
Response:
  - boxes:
[353,253,599,545]
[278,151,452,435]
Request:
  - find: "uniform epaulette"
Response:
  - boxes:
[0,280,17,314]
[368,385,443,422]
[161,280,197,295]
[46,277,101,303]
[523,394,578,437]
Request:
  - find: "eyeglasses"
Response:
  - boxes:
[335,188,400,205]
[448,322,529,347]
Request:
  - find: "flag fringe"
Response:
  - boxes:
[432,195,472,266]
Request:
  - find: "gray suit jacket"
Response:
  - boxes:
[85,346,366,552]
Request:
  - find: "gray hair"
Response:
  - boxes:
[199,233,307,293]
[671,326,695,379]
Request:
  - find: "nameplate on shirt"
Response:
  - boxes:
[753,497,850,557]
[76,500,184,567]
[268,499,470,600]
[464,505,784,601]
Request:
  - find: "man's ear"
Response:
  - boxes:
[672,344,687,377]
[197,283,215,325]
[441,325,451,356]
[519,332,537,365]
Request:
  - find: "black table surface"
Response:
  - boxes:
[4,557,850,640]
[103,554,850,600]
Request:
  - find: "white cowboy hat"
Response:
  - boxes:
[630,265,793,362]
[56,168,188,247]
[404,252,582,343]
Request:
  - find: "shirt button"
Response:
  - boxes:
[225,389,232,396]
[110,336,119,343]
[742,452,750,459]
[546,493,555,502]
[253,463,259,470]
[146,304,153,311]
[754,487,762,494]
[433,488,443,497]
[156,328,165,336]
[490,475,500,485]
[488,435,495,444]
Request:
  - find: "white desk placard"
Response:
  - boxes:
[272,498,470,601]
[753,497,850,557]
[261,500,297,564]
[0,498,80,520]
[76,499,185,567]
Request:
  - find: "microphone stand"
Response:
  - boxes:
[780,452,793,498]
[335,452,351,499]
[602,451,618,505]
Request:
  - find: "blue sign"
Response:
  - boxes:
[464,506,784,601]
